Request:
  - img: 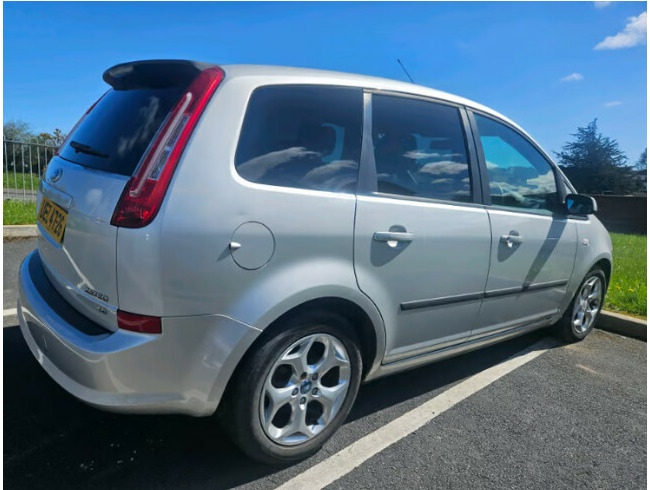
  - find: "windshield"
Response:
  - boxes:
[58,86,185,176]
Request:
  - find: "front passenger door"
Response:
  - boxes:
[470,112,577,338]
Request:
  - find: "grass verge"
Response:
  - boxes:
[3,173,40,190]
[3,199,37,225]
[604,233,647,317]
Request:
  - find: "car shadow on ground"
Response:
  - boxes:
[4,325,552,490]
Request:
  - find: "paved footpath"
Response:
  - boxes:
[3,237,37,324]
[3,188,37,201]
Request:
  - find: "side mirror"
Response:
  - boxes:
[565,193,597,215]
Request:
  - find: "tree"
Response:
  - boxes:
[3,120,34,141]
[51,128,66,146]
[556,119,638,194]
[3,121,66,146]
[36,129,67,146]
[3,121,65,177]
[635,148,647,170]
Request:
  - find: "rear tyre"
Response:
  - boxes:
[220,311,362,465]
[555,268,606,342]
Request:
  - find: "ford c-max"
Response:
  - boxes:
[18,60,612,464]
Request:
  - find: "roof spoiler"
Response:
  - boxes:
[103,59,218,90]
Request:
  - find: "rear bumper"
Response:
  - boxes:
[18,251,260,416]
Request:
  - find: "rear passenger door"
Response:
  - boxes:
[353,93,492,363]
[469,112,577,337]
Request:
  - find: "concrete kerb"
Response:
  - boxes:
[597,310,647,341]
[4,225,38,240]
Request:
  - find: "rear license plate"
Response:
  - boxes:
[38,197,68,244]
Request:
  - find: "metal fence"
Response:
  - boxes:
[3,137,59,202]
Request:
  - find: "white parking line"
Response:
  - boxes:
[3,308,17,317]
[277,338,556,490]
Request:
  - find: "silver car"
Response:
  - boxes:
[18,60,612,464]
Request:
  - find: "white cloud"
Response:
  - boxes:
[418,161,468,176]
[561,73,584,82]
[237,147,319,180]
[595,11,647,50]
[605,101,622,107]
[594,1,612,9]
[488,171,557,204]
[302,159,357,181]
[526,171,557,193]
[403,150,464,160]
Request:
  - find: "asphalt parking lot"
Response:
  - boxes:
[4,239,647,489]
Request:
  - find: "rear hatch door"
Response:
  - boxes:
[37,61,203,331]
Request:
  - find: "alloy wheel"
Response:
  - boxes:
[259,333,351,446]
[572,276,603,334]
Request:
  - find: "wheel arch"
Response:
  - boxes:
[266,297,380,377]
[215,295,384,419]
[239,296,382,380]
[593,257,612,288]
[561,246,613,318]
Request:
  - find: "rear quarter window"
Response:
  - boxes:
[235,85,363,193]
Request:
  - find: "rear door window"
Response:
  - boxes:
[371,94,473,202]
[58,86,185,176]
[235,85,363,193]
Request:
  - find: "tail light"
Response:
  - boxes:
[117,310,162,334]
[111,67,224,228]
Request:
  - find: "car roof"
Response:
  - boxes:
[220,64,527,136]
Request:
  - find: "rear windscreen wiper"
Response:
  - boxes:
[69,140,109,158]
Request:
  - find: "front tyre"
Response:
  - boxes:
[556,268,607,342]
[221,313,362,465]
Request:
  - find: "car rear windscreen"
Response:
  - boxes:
[58,86,186,176]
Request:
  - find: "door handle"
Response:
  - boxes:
[373,231,414,246]
[500,234,523,248]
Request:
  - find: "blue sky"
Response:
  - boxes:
[3,1,647,163]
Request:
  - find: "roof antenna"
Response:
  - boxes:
[397,58,415,84]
